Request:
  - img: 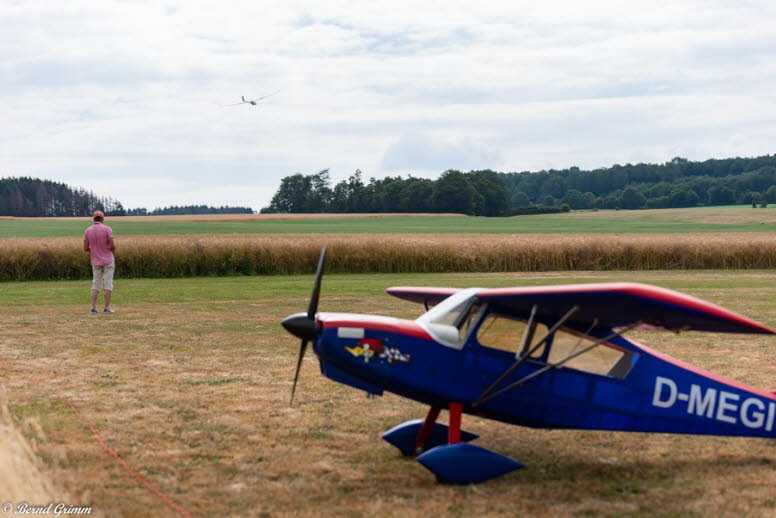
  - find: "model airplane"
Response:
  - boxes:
[282,247,776,483]
[226,91,279,106]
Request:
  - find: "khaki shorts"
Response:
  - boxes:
[92,262,115,292]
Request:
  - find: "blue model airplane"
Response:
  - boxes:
[282,247,776,483]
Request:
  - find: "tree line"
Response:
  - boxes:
[0,177,254,217]
[261,169,512,216]
[126,205,253,216]
[263,155,776,215]
[0,177,125,217]
[5,154,776,218]
[502,156,776,210]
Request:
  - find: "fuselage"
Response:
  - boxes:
[313,309,776,439]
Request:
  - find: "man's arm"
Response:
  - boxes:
[83,237,90,253]
[108,237,116,252]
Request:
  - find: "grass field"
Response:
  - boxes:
[1,207,776,237]
[1,270,775,517]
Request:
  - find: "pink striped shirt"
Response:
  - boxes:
[84,222,114,266]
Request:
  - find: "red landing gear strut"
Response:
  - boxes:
[413,402,463,455]
[413,406,441,456]
[448,402,462,444]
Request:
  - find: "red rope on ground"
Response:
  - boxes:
[59,394,193,518]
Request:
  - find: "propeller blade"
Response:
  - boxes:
[290,339,309,404]
[307,245,328,319]
[287,245,328,405]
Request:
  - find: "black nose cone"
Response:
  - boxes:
[282,312,317,341]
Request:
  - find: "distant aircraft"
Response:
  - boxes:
[225,91,279,107]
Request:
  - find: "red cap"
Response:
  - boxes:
[93,210,105,221]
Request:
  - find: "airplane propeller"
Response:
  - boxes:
[282,245,328,404]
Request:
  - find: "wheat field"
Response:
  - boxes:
[1,233,775,281]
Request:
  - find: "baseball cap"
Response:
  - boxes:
[93,210,105,220]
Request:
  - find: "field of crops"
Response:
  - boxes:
[1,233,776,281]
[1,270,775,516]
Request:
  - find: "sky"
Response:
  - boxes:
[2,0,776,210]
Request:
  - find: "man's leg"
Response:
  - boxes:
[91,265,103,311]
[103,262,115,311]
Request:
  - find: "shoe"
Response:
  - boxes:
[103,307,115,314]
[90,308,98,315]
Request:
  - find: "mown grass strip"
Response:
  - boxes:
[1,213,776,237]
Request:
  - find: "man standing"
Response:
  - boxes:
[83,210,116,314]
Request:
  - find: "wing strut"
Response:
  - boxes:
[473,305,578,407]
[474,321,642,407]
[516,304,539,357]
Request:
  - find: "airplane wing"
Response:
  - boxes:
[475,283,776,335]
[387,283,774,334]
[247,91,280,103]
[386,286,461,307]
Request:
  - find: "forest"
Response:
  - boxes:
[0,177,124,217]
[262,155,776,216]
[0,178,251,217]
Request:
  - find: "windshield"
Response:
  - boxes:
[417,288,483,348]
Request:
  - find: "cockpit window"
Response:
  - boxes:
[475,310,635,379]
[548,328,633,378]
[458,301,485,340]
[476,313,549,358]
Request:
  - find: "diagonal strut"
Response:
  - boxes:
[473,305,579,407]
[475,321,641,406]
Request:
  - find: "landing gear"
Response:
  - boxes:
[382,402,524,484]
[382,405,477,457]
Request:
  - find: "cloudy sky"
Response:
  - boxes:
[2,1,776,210]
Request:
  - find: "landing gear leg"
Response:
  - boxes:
[414,406,441,456]
[448,402,462,444]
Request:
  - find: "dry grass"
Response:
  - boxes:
[0,213,465,223]
[1,233,775,281]
[0,271,775,517]
[0,400,66,503]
